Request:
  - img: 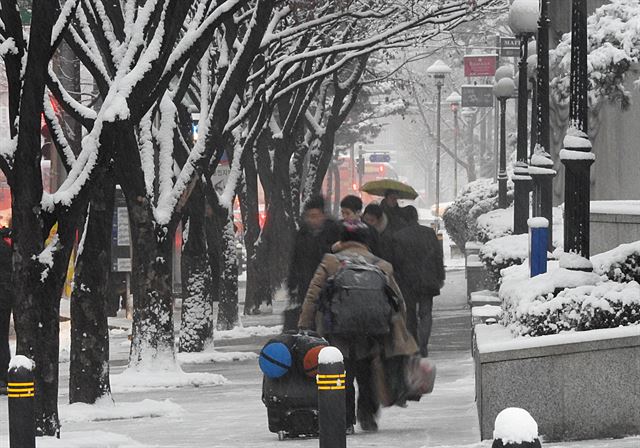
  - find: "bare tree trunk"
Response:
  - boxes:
[179,182,213,353]
[69,174,114,404]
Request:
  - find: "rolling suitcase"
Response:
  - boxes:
[260,331,328,440]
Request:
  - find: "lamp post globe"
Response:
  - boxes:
[509,0,539,234]
[508,0,540,35]
[494,65,514,83]
[494,77,515,209]
[426,59,451,229]
[446,91,461,196]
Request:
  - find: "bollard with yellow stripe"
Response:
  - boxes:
[8,355,36,448]
[7,381,35,398]
[316,373,346,391]
[317,346,346,448]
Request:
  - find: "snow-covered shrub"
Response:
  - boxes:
[592,240,640,283]
[515,281,640,336]
[442,179,513,252]
[479,234,529,286]
[476,207,513,243]
[476,206,564,247]
[550,0,640,110]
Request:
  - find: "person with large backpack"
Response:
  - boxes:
[297,220,421,433]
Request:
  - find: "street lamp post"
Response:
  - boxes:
[446,91,461,196]
[509,0,540,234]
[427,59,451,226]
[530,0,556,252]
[561,0,594,260]
[493,72,516,209]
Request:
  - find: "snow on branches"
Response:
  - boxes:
[550,0,640,110]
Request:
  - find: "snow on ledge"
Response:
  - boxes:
[60,397,184,423]
[590,200,640,216]
[475,323,640,354]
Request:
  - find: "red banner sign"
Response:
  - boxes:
[464,55,498,77]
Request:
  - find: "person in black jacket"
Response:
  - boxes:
[0,227,13,393]
[391,206,445,357]
[284,195,340,331]
[362,203,393,262]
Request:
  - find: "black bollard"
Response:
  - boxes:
[7,355,36,448]
[317,346,346,448]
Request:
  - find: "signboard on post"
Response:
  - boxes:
[211,151,230,194]
[111,186,132,272]
[463,54,498,77]
[500,36,520,58]
[461,85,494,108]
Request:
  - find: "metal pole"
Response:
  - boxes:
[435,83,442,227]
[453,107,458,195]
[562,0,593,259]
[537,0,551,154]
[498,98,508,208]
[513,34,532,234]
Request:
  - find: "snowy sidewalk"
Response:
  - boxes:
[1,270,639,447]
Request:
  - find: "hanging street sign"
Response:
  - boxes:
[369,153,391,163]
[500,36,520,58]
[461,85,494,108]
[463,54,498,77]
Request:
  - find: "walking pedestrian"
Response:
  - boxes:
[0,226,13,394]
[339,195,379,255]
[362,203,393,261]
[284,195,340,331]
[297,220,418,433]
[380,190,408,232]
[391,206,445,357]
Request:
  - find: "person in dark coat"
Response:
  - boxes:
[380,190,408,232]
[298,220,418,433]
[391,206,445,357]
[362,203,393,261]
[0,227,13,393]
[284,195,340,331]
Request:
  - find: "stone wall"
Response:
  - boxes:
[474,324,640,442]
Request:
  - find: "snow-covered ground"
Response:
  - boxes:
[2,271,638,447]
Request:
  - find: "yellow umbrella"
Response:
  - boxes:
[361,179,418,200]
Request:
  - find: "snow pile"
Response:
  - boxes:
[214,324,282,340]
[493,407,538,444]
[39,431,148,447]
[9,355,34,371]
[318,346,343,364]
[110,366,228,392]
[60,397,184,423]
[476,206,564,247]
[177,349,258,364]
[550,0,640,109]
[443,178,513,251]
[559,251,594,271]
[479,234,530,285]
[592,240,640,283]
[476,207,513,242]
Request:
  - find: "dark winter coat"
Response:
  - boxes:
[297,241,418,360]
[0,236,13,310]
[380,200,408,233]
[287,218,340,306]
[391,223,445,298]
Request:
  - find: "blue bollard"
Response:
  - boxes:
[528,218,549,277]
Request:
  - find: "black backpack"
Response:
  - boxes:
[320,255,398,337]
